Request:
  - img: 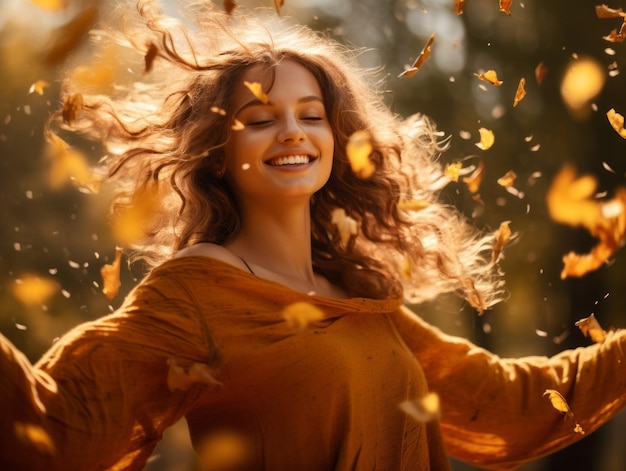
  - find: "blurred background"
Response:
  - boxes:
[1,0,625,469]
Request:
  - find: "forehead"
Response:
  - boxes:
[231,60,323,109]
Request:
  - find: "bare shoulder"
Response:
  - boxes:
[174,243,244,269]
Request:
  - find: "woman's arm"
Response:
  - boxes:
[0,274,219,471]
[391,306,626,470]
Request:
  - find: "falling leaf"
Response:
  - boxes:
[331,208,358,248]
[546,166,626,278]
[492,221,512,262]
[167,358,222,391]
[513,77,526,107]
[282,302,325,330]
[560,57,606,118]
[398,199,430,212]
[455,0,466,15]
[400,392,441,423]
[497,170,517,188]
[224,0,238,15]
[398,33,435,78]
[43,5,99,65]
[144,43,158,74]
[11,275,59,306]
[100,248,123,301]
[543,389,585,435]
[211,106,227,116]
[274,0,285,15]
[29,0,67,10]
[243,81,269,104]
[499,0,512,15]
[111,185,162,245]
[474,70,503,86]
[46,133,99,192]
[607,108,626,138]
[14,423,55,454]
[29,80,50,96]
[68,45,118,93]
[575,313,607,343]
[231,119,245,131]
[445,162,463,182]
[463,160,485,194]
[595,4,626,19]
[62,93,83,124]
[603,24,626,43]
[475,128,495,150]
[535,62,548,86]
[346,130,375,178]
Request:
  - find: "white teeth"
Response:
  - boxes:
[269,155,311,166]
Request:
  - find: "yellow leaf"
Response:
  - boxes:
[100,248,123,301]
[492,221,512,263]
[398,199,430,212]
[29,0,67,10]
[231,118,245,131]
[497,170,517,188]
[474,70,503,86]
[346,130,375,178]
[543,389,585,435]
[243,81,269,104]
[167,358,222,392]
[400,392,441,423]
[398,33,435,79]
[111,185,162,245]
[560,57,605,117]
[463,160,485,194]
[607,108,626,138]
[475,128,495,150]
[282,302,325,330]
[575,313,607,344]
[11,275,59,306]
[513,77,526,107]
[29,80,50,96]
[331,208,358,248]
[46,133,99,192]
[445,162,463,182]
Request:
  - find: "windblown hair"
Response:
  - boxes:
[48,0,505,309]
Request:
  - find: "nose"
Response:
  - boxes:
[277,114,305,143]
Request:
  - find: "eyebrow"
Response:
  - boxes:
[236,95,324,113]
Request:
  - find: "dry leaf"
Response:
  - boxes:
[400,392,441,423]
[398,33,435,78]
[282,302,325,330]
[575,313,607,343]
[29,80,50,96]
[14,422,55,454]
[346,130,375,178]
[62,93,83,124]
[595,4,626,19]
[513,77,526,107]
[224,0,237,15]
[497,170,517,188]
[607,108,626,138]
[144,43,158,74]
[474,70,503,86]
[46,133,99,192]
[398,199,430,212]
[603,24,626,43]
[167,358,222,391]
[475,128,495,150]
[445,162,463,182]
[463,160,485,194]
[499,0,512,15]
[543,389,585,435]
[43,5,99,65]
[12,275,59,306]
[455,0,466,15]
[243,81,269,104]
[535,62,548,86]
[331,208,358,248]
[492,221,512,263]
[100,248,123,301]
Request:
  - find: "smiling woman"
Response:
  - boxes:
[2,1,626,470]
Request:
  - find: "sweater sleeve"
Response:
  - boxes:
[0,270,220,471]
[390,305,626,470]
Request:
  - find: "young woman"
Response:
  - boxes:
[2,1,626,469]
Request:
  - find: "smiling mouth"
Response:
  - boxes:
[266,154,315,166]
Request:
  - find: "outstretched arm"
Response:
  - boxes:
[391,306,626,470]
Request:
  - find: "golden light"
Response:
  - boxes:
[560,56,606,120]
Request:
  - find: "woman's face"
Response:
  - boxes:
[223,60,334,207]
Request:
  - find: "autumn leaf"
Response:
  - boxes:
[211,106,227,116]
[398,33,435,78]
[224,0,237,15]
[100,248,123,301]
[475,128,495,150]
[144,43,158,74]
[595,4,626,19]
[497,170,517,188]
[29,0,67,10]
[46,133,99,192]
[43,5,99,65]
[603,23,626,43]
[463,160,485,194]
[543,389,585,435]
[243,81,269,104]
[455,0,466,15]
[14,422,55,454]
[535,62,547,86]
[607,108,626,138]
[11,274,59,306]
[62,93,83,124]
[575,313,607,344]
[474,70,503,86]
[331,208,358,248]
[167,358,222,391]
[282,302,325,330]
[29,80,50,96]
[346,130,375,178]
[560,57,605,117]
[513,77,526,107]
[400,392,441,423]
[398,199,430,212]
[445,162,463,182]
[111,184,162,245]
[231,118,245,131]
[492,221,512,263]
[499,0,512,15]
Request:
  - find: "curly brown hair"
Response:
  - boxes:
[47,0,505,309]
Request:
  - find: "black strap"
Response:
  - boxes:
[238,256,255,275]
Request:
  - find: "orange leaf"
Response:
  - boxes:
[455,0,466,15]
[46,133,99,192]
[398,33,435,79]
[513,77,526,107]
[29,80,50,96]
[463,160,485,194]
[243,81,269,104]
[492,221,512,263]
[603,22,626,43]
[445,162,463,182]
[12,274,59,306]
[398,199,430,212]
[543,389,585,435]
[14,422,55,454]
[475,128,495,150]
[400,392,441,423]
[474,70,503,86]
[497,170,517,188]
[607,108,626,138]
[282,302,325,330]
[575,313,607,344]
[111,184,162,245]
[100,248,123,301]
[499,0,512,15]
[595,4,626,19]
[346,130,375,178]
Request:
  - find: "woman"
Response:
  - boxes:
[2,1,626,470]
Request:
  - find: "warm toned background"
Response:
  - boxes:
[1,0,625,470]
